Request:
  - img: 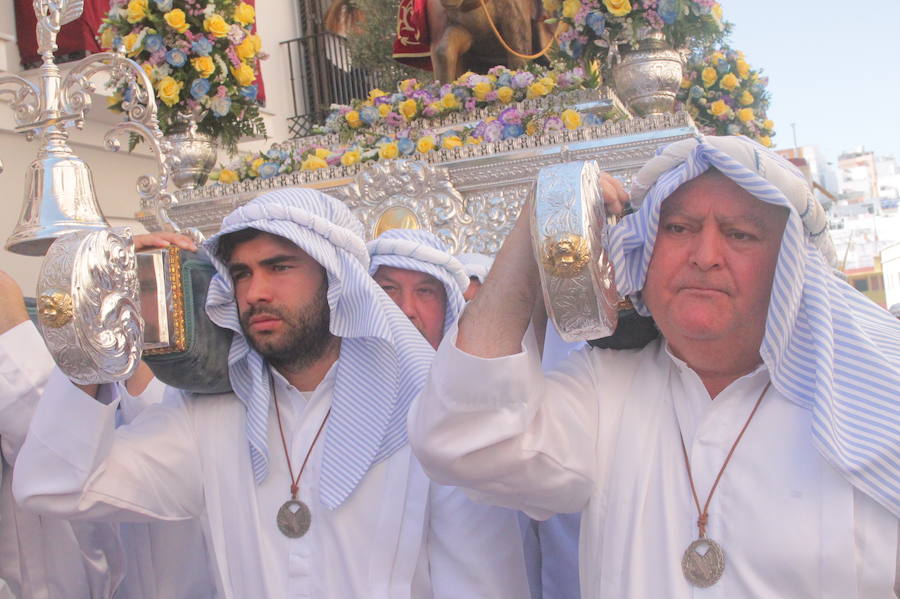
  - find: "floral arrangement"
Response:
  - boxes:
[676,47,775,146]
[542,0,727,65]
[99,0,267,153]
[319,64,600,141]
[211,104,602,184]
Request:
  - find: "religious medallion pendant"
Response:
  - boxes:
[681,537,725,588]
[277,499,312,538]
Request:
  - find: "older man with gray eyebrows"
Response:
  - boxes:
[409,135,900,598]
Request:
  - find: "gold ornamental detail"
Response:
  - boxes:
[38,291,74,328]
[542,233,591,278]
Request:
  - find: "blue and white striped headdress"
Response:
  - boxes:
[456,252,495,284]
[367,228,469,333]
[203,188,434,509]
[606,135,900,517]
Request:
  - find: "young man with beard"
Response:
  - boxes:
[13,188,528,597]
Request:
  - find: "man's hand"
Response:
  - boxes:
[600,172,629,219]
[134,232,198,253]
[0,271,29,335]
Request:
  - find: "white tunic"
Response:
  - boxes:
[0,321,216,599]
[409,325,899,598]
[13,361,528,598]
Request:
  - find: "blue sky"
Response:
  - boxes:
[724,0,900,164]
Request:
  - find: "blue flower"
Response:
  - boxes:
[397,138,415,155]
[496,73,512,88]
[360,106,380,125]
[265,147,287,161]
[190,78,211,100]
[144,34,164,54]
[501,124,524,139]
[689,85,704,100]
[165,48,188,68]
[191,38,214,56]
[239,85,258,101]
[657,0,679,25]
[452,87,470,103]
[560,38,584,59]
[585,11,605,36]
[153,0,174,11]
[210,95,232,117]
[258,162,279,178]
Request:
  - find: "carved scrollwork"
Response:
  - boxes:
[37,229,143,384]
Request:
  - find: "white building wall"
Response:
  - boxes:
[881,242,900,309]
[0,0,300,293]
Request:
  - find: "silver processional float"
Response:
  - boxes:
[4,1,693,389]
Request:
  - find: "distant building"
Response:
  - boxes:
[881,242,900,309]
[876,155,900,200]
[838,148,879,203]
[777,145,839,209]
[844,257,886,308]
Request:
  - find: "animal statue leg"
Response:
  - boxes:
[498,5,532,70]
[433,24,472,83]
[427,0,447,58]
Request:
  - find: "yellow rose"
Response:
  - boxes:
[456,71,477,85]
[441,93,459,109]
[711,2,723,21]
[427,102,441,113]
[473,81,492,101]
[236,37,257,60]
[156,76,183,107]
[540,76,555,90]
[603,0,632,17]
[249,34,262,53]
[720,73,739,91]
[736,59,750,79]
[442,135,463,150]
[233,2,256,25]
[126,0,148,24]
[231,63,256,86]
[710,52,725,65]
[399,98,418,119]
[314,148,331,159]
[737,108,754,123]
[192,56,215,78]
[561,109,581,130]
[99,26,116,50]
[763,119,774,131]
[164,9,189,34]
[379,142,399,160]
[526,82,549,99]
[416,136,436,153]
[701,67,717,88]
[141,62,155,82]
[345,110,361,127]
[542,0,560,12]
[368,89,388,102]
[204,14,230,38]
[123,33,141,56]
[250,157,265,175]
[526,121,537,136]
[378,103,391,117]
[340,150,361,166]
[680,77,691,89]
[218,169,239,184]
[709,99,729,117]
[562,0,580,18]
[740,90,754,106]
[301,155,328,170]
[758,135,772,147]
[467,136,482,144]
[496,86,514,104]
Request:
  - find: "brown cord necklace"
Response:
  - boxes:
[678,381,771,588]
[271,374,331,539]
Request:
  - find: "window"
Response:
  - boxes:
[853,278,869,292]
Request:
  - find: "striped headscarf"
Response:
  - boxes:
[367,228,469,333]
[606,135,900,517]
[203,188,434,509]
[456,252,495,284]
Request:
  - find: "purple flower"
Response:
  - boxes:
[228,25,245,45]
[422,104,439,118]
[511,72,535,89]
[385,111,404,127]
[411,89,433,103]
[483,121,503,142]
[464,97,477,111]
[544,117,563,132]
[485,90,498,102]
[498,107,522,125]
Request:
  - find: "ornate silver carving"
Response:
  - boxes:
[37,229,143,384]
[164,115,218,190]
[612,34,684,117]
[532,161,618,342]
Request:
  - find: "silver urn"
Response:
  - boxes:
[165,116,218,190]
[612,32,683,117]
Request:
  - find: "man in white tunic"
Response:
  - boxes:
[13,188,527,598]
[368,228,470,349]
[0,266,215,599]
[409,136,900,597]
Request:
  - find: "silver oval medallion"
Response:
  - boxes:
[276,499,311,538]
[681,537,725,588]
